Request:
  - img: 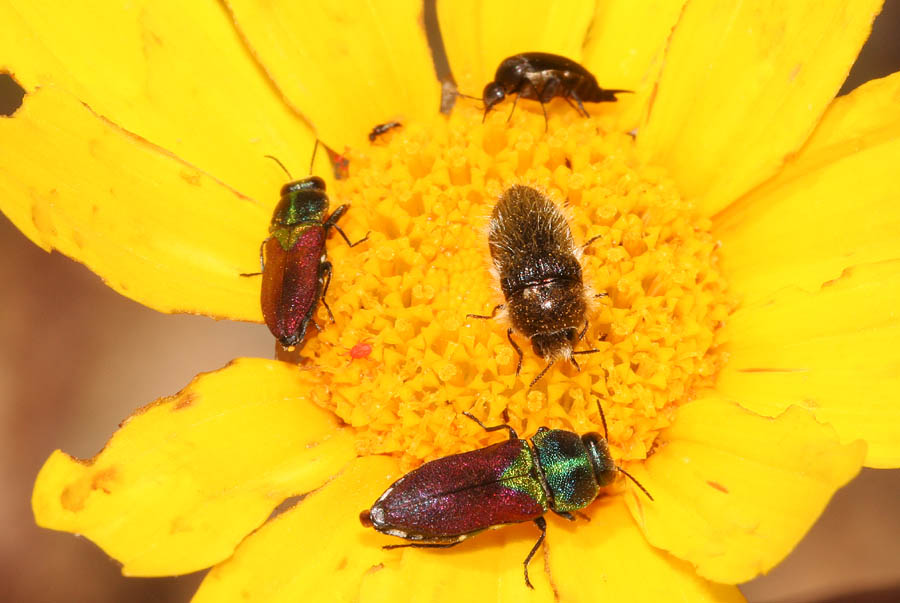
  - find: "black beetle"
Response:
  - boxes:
[483,52,629,129]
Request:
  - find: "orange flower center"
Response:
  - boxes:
[297,102,733,471]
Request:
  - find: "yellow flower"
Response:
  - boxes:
[3,0,897,601]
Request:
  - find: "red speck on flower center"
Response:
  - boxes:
[348,342,373,360]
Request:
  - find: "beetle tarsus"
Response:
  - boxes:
[320,262,336,323]
[507,329,524,375]
[334,223,370,248]
[576,320,589,343]
[462,412,518,440]
[466,304,504,320]
[255,237,269,271]
[529,362,553,387]
[569,90,590,118]
[382,541,463,551]
[522,517,547,590]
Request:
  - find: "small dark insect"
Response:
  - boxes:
[360,400,653,589]
[482,52,629,129]
[243,142,369,350]
[469,185,602,386]
[368,121,402,142]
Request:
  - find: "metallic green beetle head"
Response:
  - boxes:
[531,428,599,513]
[581,432,617,487]
[270,176,330,231]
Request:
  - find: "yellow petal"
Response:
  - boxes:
[637,0,883,216]
[32,358,356,576]
[193,455,399,603]
[225,0,440,149]
[1,0,316,203]
[582,0,688,130]
[549,498,743,602]
[437,0,595,97]
[358,495,741,601]
[359,512,553,599]
[0,87,267,320]
[716,71,900,303]
[194,455,740,601]
[624,396,865,583]
[716,260,900,468]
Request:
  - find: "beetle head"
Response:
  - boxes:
[482,82,506,116]
[529,327,577,360]
[280,175,326,197]
[581,432,617,487]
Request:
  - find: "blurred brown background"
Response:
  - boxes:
[2,4,900,602]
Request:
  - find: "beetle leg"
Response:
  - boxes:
[576,319,589,343]
[462,412,518,440]
[239,237,269,276]
[568,89,591,118]
[563,96,582,115]
[538,100,549,132]
[570,349,600,375]
[553,510,577,522]
[382,540,464,551]
[334,225,370,247]
[325,205,370,247]
[324,204,349,228]
[522,517,547,590]
[320,261,336,323]
[528,361,554,387]
[572,323,602,359]
[525,77,550,132]
[582,233,603,249]
[506,91,520,123]
[466,303,504,320]
[507,328,524,375]
[537,77,565,132]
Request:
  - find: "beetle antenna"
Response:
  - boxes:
[617,466,654,501]
[263,155,292,180]
[308,139,320,175]
[456,91,482,102]
[595,399,609,441]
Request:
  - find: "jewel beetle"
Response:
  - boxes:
[469,185,603,386]
[482,52,629,129]
[245,143,368,349]
[359,400,652,589]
